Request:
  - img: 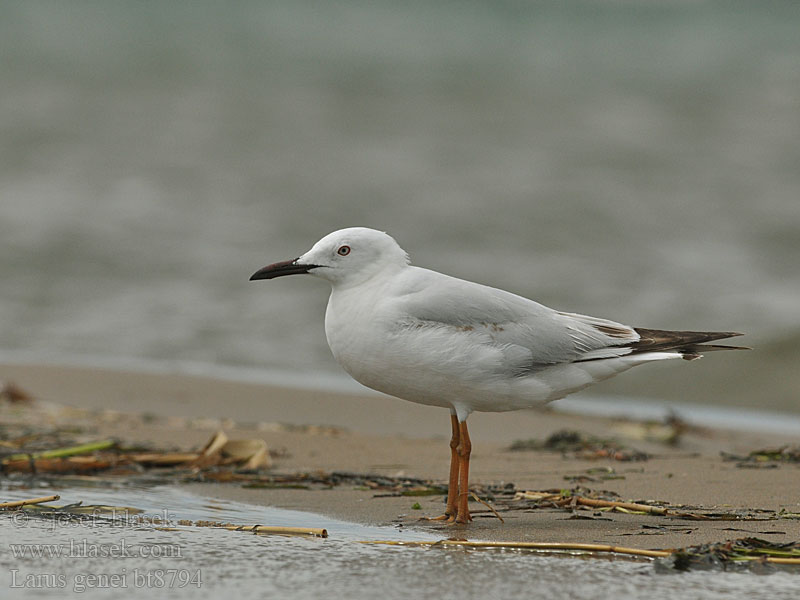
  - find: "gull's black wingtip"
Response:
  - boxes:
[630,328,750,357]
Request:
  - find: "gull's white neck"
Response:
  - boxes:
[323,263,407,383]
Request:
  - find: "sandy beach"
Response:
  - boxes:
[2,362,799,551]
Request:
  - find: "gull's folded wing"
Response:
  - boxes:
[394,267,641,372]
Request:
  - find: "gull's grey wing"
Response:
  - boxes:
[392,267,639,372]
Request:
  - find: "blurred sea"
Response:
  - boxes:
[1,1,799,413]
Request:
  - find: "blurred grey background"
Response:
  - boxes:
[1,1,799,412]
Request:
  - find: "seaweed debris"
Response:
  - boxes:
[0,419,513,497]
[610,413,694,446]
[0,417,482,497]
[495,486,797,522]
[500,487,667,515]
[508,429,649,461]
[1,430,271,476]
[204,469,463,497]
[721,446,800,467]
[656,538,800,572]
[0,381,34,404]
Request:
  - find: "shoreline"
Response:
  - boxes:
[2,355,799,435]
[3,361,800,549]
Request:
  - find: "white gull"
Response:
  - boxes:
[250,227,745,523]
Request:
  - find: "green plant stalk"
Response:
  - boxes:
[3,440,116,462]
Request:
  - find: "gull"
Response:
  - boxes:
[250,227,746,524]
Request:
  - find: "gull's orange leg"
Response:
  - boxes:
[424,413,460,521]
[444,413,460,519]
[454,419,472,524]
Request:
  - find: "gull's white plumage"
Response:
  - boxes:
[253,227,740,421]
[251,226,744,523]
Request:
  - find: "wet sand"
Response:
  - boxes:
[2,362,799,550]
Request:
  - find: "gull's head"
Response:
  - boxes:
[250,227,409,287]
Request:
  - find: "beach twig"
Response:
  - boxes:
[566,497,668,515]
[184,519,327,537]
[0,495,60,509]
[126,452,201,466]
[2,457,116,474]
[358,539,671,558]
[358,540,800,565]
[471,492,504,523]
[221,524,328,537]
[755,557,800,565]
[513,490,667,515]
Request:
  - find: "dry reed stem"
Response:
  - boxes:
[186,520,327,537]
[0,494,61,509]
[358,539,670,558]
[756,557,800,565]
[357,540,800,565]
[222,524,328,537]
[568,497,668,515]
[470,492,504,523]
[514,491,668,515]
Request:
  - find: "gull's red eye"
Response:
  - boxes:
[337,245,351,256]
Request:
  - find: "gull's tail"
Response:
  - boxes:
[630,328,749,361]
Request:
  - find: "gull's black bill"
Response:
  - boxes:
[250,259,319,280]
